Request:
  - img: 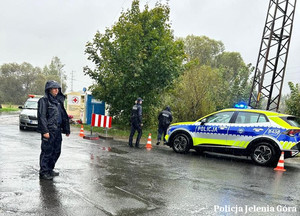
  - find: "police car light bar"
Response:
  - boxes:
[28,94,43,98]
[234,102,248,109]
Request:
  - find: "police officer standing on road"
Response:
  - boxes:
[156,106,172,145]
[37,80,70,180]
[129,97,143,148]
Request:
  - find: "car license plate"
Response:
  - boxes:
[30,120,38,125]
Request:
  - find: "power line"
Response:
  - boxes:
[72,78,94,86]
[111,0,130,25]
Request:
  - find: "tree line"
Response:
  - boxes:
[0,57,66,105]
[84,0,300,125]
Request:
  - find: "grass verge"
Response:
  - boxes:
[73,124,158,143]
[0,104,19,112]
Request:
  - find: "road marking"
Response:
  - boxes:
[114,186,157,209]
[67,187,114,216]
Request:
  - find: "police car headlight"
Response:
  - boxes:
[20,114,29,119]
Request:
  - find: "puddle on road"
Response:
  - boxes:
[106,147,128,154]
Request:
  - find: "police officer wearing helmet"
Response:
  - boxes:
[37,80,70,180]
[156,106,172,145]
[129,97,143,148]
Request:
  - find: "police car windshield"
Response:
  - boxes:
[281,116,300,127]
[24,101,38,109]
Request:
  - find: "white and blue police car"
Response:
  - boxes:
[165,108,300,166]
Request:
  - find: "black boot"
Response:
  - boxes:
[51,170,59,176]
[39,173,54,180]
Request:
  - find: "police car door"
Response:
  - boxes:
[227,111,269,149]
[194,111,234,146]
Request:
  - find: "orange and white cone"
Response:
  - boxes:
[274,152,286,171]
[145,133,152,150]
[79,124,85,137]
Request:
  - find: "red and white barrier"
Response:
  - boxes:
[91,114,112,128]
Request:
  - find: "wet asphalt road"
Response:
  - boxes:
[0,112,300,216]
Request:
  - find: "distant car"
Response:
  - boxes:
[19,95,41,130]
[165,108,300,166]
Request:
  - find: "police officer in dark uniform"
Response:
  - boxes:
[129,97,143,148]
[156,106,172,145]
[37,80,70,180]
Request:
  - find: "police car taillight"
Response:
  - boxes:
[283,129,300,137]
[28,94,35,98]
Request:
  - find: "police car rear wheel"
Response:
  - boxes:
[251,143,276,166]
[172,133,191,154]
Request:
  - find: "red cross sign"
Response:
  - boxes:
[72,96,79,104]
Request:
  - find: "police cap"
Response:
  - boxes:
[136,97,143,102]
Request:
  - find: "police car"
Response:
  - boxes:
[19,95,41,130]
[165,108,300,166]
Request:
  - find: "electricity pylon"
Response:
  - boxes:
[248,0,297,111]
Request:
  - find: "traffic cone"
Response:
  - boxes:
[274,152,286,171]
[145,133,152,150]
[79,124,85,137]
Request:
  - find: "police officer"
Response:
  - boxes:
[129,97,143,148]
[37,80,70,180]
[157,106,173,145]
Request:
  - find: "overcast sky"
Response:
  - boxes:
[0,0,299,94]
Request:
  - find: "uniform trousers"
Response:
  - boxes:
[129,121,142,147]
[39,127,62,175]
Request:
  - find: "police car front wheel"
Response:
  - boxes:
[251,143,277,166]
[172,133,191,154]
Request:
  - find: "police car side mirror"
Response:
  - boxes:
[200,118,206,125]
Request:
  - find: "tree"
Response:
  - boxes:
[285,82,300,117]
[30,73,47,95]
[182,35,252,109]
[20,63,43,95]
[183,35,224,65]
[214,52,252,109]
[0,57,66,104]
[0,63,41,104]
[43,56,67,92]
[84,0,185,124]
[162,36,252,122]
[0,75,24,104]
[167,65,220,122]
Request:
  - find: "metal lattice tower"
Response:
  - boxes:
[248,0,297,111]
